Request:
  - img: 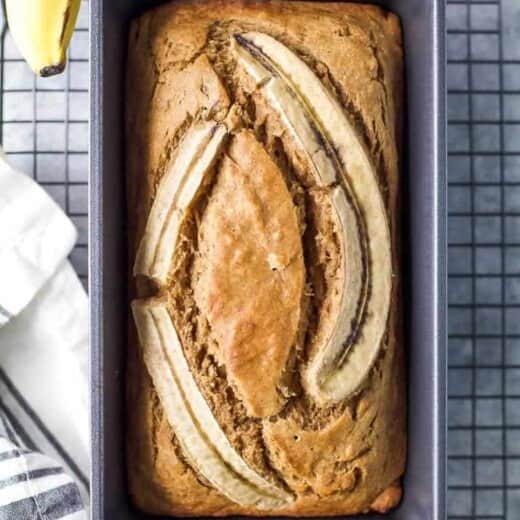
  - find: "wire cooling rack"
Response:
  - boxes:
[447,0,520,518]
[0,1,89,291]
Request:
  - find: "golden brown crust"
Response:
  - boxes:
[193,131,305,418]
[369,481,403,513]
[126,1,404,516]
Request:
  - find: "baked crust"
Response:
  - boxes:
[193,130,305,418]
[126,1,405,516]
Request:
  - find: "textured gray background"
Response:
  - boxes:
[447,0,520,518]
[0,0,519,518]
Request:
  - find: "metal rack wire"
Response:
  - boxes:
[447,0,520,518]
[0,1,89,290]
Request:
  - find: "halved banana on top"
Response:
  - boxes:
[132,300,293,509]
[134,121,228,283]
[132,119,292,508]
[232,32,392,404]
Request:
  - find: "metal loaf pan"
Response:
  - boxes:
[90,1,447,518]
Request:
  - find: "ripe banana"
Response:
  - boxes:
[5,0,80,76]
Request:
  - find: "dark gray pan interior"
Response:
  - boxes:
[90,1,447,518]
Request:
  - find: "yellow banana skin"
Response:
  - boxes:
[5,0,80,76]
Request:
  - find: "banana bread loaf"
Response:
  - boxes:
[126,1,405,516]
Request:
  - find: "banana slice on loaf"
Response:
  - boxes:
[233,32,392,404]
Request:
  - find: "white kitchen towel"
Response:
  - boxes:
[0,153,89,516]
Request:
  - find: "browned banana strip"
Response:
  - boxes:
[233,32,392,403]
[131,300,293,508]
[133,121,227,284]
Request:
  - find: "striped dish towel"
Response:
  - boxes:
[0,419,84,519]
[0,153,88,518]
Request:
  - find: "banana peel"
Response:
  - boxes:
[5,0,80,77]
